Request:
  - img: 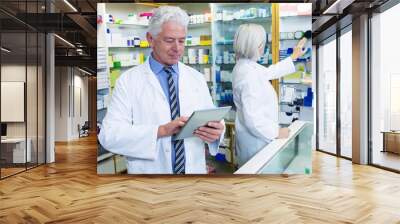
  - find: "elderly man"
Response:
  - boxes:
[99,6,225,174]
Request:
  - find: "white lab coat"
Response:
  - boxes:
[99,60,223,174]
[232,57,295,167]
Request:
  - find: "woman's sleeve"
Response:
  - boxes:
[263,57,296,80]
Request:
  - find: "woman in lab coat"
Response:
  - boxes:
[232,24,306,167]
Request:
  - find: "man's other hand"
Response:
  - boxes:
[193,121,224,143]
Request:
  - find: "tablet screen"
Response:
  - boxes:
[173,106,231,140]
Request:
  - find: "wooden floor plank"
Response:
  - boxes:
[0,135,399,223]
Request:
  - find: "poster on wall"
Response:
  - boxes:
[96,2,313,175]
[1,82,25,122]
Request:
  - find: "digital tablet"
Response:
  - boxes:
[173,106,231,140]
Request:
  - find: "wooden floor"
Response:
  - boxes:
[373,150,400,171]
[0,167,26,177]
[1,136,400,223]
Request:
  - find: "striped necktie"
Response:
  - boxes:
[164,66,185,174]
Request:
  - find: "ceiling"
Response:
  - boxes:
[311,0,390,43]
[0,0,395,71]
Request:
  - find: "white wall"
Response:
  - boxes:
[379,4,400,131]
[1,65,37,137]
[55,66,68,141]
[72,73,89,138]
[55,67,89,141]
[1,64,46,164]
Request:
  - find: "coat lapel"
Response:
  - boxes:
[143,60,168,101]
[178,62,187,116]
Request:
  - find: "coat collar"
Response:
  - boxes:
[143,59,166,100]
[148,54,179,75]
[143,59,187,101]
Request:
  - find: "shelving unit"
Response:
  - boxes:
[277,4,313,125]
[211,3,273,120]
[96,3,313,171]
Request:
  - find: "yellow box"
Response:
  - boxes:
[139,53,145,64]
[109,70,120,88]
[200,40,212,46]
[203,55,209,64]
[140,40,149,48]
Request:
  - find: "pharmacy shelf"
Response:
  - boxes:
[97,87,110,91]
[110,65,138,69]
[107,22,212,29]
[216,41,234,45]
[280,15,311,19]
[188,22,211,28]
[112,44,211,49]
[280,82,312,86]
[108,46,150,49]
[216,41,273,46]
[97,107,108,123]
[97,88,109,93]
[280,39,305,41]
[280,102,297,106]
[293,59,311,63]
[216,63,270,66]
[185,44,212,47]
[215,63,235,66]
[107,22,148,27]
[186,63,212,65]
[214,16,272,24]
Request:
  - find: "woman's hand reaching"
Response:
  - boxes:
[290,37,307,61]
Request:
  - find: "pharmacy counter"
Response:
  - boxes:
[235,120,313,174]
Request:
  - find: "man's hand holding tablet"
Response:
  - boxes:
[194,121,224,143]
[173,106,231,141]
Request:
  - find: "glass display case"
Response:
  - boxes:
[260,122,313,174]
[235,121,313,174]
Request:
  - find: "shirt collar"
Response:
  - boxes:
[149,53,179,75]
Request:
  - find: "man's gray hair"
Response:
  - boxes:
[234,23,266,61]
[148,6,189,37]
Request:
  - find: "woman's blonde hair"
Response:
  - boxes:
[233,23,266,61]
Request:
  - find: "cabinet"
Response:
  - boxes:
[211,3,273,121]
[382,131,400,154]
[278,4,313,126]
[0,138,32,164]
